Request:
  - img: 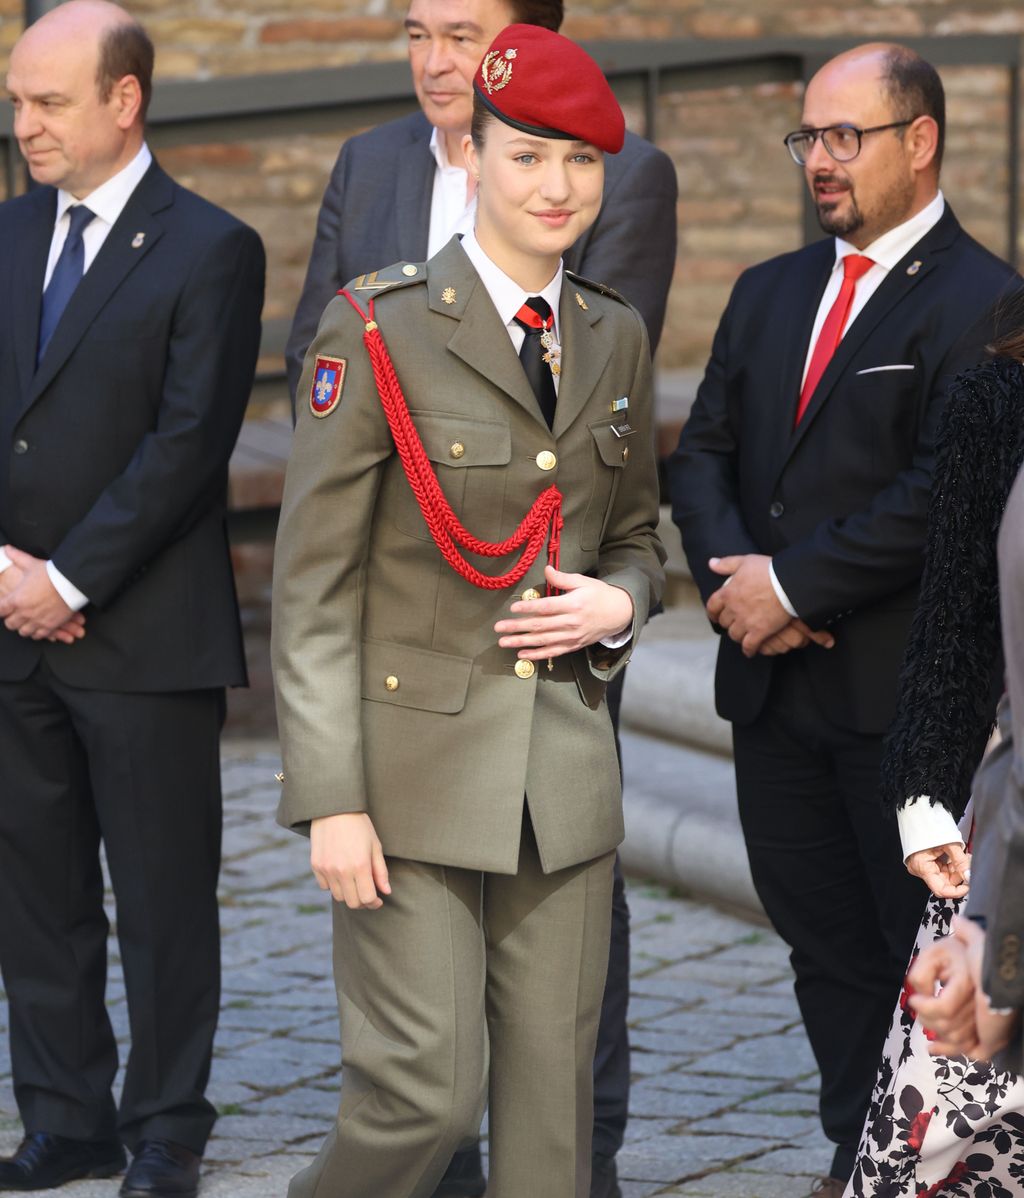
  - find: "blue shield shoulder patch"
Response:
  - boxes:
[310,355,346,418]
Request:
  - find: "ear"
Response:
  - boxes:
[463,133,479,180]
[110,74,144,131]
[906,114,939,175]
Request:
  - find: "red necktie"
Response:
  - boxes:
[795,253,875,426]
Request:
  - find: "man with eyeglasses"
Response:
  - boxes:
[669,42,1018,1198]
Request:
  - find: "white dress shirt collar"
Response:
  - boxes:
[55,142,153,228]
[428,128,476,258]
[834,190,945,273]
[460,226,563,341]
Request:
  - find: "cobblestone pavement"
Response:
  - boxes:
[1,741,833,1198]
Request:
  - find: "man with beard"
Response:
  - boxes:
[668,43,1018,1198]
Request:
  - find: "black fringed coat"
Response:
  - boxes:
[881,356,1024,817]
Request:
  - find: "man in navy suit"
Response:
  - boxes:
[0,4,264,1195]
[286,5,677,1197]
[669,43,1017,1198]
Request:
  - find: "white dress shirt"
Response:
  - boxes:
[0,143,153,610]
[759,191,957,857]
[427,128,477,258]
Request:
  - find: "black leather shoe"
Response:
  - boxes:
[591,1151,622,1198]
[431,1144,486,1198]
[120,1141,201,1198]
[0,1132,124,1191]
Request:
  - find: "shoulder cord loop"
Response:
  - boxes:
[340,290,563,593]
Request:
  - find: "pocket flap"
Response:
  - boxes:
[411,411,511,468]
[361,638,473,713]
[589,421,629,468]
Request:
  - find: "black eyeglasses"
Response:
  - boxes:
[783,119,919,165]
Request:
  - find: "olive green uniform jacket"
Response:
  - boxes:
[272,237,665,875]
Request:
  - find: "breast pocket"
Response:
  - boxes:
[580,420,628,551]
[393,411,512,543]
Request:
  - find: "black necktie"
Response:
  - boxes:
[514,296,557,429]
[38,204,96,364]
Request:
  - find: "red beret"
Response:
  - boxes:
[474,25,625,155]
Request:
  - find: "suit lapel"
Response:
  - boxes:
[552,280,608,437]
[778,207,963,475]
[395,115,434,262]
[768,242,834,478]
[23,163,172,418]
[428,240,547,422]
[8,189,56,401]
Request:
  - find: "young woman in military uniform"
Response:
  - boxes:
[272,26,665,1198]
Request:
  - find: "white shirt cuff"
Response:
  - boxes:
[897,796,965,861]
[599,626,632,650]
[768,561,798,618]
[0,548,11,573]
[46,562,89,611]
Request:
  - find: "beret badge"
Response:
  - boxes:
[481,47,517,94]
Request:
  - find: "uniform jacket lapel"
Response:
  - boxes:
[779,207,963,475]
[22,162,172,421]
[8,188,55,402]
[553,278,610,437]
[428,239,546,422]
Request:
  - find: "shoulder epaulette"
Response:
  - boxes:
[564,269,629,305]
[344,261,428,295]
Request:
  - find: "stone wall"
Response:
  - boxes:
[1,2,1022,375]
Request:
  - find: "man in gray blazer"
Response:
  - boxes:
[285,4,677,1197]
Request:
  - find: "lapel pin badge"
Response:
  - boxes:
[131,232,145,249]
[575,291,589,310]
[611,396,628,413]
[906,259,922,276]
[441,286,456,305]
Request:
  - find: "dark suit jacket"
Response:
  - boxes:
[284,109,677,399]
[668,206,1018,734]
[967,463,1024,1074]
[0,160,265,693]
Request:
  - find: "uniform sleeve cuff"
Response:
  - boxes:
[897,796,964,861]
[46,562,89,612]
[599,625,633,649]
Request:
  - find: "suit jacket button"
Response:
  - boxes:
[13,439,28,455]
[514,659,536,679]
[450,441,466,459]
[769,501,784,518]
[536,450,557,471]
[522,587,541,602]
[384,675,399,692]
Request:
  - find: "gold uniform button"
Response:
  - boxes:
[514,659,536,679]
[450,441,466,459]
[402,264,418,276]
[622,446,630,463]
[384,675,400,692]
[522,588,541,602]
[536,450,557,471]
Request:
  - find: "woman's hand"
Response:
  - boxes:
[905,841,971,899]
[908,935,981,1056]
[493,565,634,660]
[310,812,391,910]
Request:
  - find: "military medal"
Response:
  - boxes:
[540,327,562,377]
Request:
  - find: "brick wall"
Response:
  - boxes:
[1,2,1022,374]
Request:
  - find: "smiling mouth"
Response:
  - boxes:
[532,210,575,223]
[814,177,849,202]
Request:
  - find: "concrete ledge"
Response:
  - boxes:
[620,728,763,919]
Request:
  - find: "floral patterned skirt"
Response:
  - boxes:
[844,892,1024,1198]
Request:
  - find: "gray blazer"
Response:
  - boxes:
[967,461,1024,1074]
[285,109,678,401]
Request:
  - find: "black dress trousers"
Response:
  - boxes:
[731,654,926,1182]
[0,661,225,1153]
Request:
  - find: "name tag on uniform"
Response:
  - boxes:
[610,421,635,439]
